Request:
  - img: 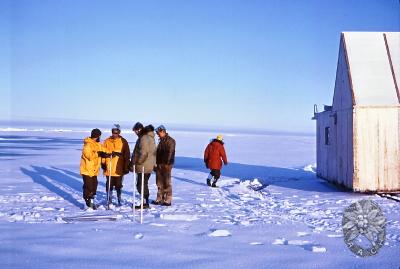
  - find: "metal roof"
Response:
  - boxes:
[342,32,400,105]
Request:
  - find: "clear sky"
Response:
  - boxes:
[1,0,399,133]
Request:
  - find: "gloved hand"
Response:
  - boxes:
[112,151,122,157]
[98,151,110,158]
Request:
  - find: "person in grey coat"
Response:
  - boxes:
[130,123,156,208]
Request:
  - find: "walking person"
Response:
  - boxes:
[154,125,176,206]
[102,124,130,206]
[204,135,228,187]
[130,122,156,209]
[80,128,108,209]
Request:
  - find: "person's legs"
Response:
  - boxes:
[82,175,91,206]
[162,165,173,205]
[83,175,97,208]
[155,168,163,203]
[114,176,123,206]
[210,169,221,187]
[143,173,150,204]
[136,173,150,205]
[206,172,214,186]
[91,176,98,198]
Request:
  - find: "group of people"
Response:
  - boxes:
[79,123,228,210]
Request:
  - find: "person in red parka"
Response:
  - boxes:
[204,134,228,187]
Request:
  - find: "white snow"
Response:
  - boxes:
[0,127,399,268]
[208,230,231,237]
[134,233,144,240]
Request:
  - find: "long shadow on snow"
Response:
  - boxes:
[48,166,134,197]
[21,166,83,208]
[175,156,338,193]
[173,176,208,187]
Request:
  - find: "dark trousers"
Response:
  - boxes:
[106,176,123,193]
[136,173,151,201]
[210,169,221,181]
[82,175,98,200]
[156,164,173,203]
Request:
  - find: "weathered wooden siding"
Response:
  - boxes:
[335,109,353,188]
[316,112,334,180]
[327,34,354,189]
[316,32,400,192]
[353,106,400,192]
[332,35,354,110]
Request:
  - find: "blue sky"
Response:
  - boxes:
[1,0,399,132]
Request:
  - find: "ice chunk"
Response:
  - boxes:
[208,230,231,237]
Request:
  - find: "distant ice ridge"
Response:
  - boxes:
[0,127,28,132]
[0,127,90,133]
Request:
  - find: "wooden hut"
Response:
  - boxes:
[313,32,400,192]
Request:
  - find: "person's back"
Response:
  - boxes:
[204,135,228,187]
[133,125,156,173]
[130,124,156,208]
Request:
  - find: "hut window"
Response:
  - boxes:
[325,127,330,145]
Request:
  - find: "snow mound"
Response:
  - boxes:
[134,233,144,240]
[240,178,268,191]
[208,230,231,237]
[249,242,264,245]
[272,238,288,245]
[303,164,316,173]
[310,246,327,253]
[296,232,310,237]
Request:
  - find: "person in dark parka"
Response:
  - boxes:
[204,134,228,187]
[154,125,176,206]
[130,122,156,208]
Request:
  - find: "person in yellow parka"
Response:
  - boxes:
[80,128,109,209]
[102,124,130,206]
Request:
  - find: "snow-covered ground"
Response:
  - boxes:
[0,127,399,269]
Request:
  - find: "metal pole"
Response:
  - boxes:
[133,165,136,218]
[107,156,112,210]
[140,166,144,224]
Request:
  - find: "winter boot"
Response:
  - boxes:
[85,198,91,208]
[211,179,218,188]
[90,198,96,210]
[206,173,213,186]
[151,200,162,205]
[135,198,150,209]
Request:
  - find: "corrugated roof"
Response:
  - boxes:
[343,32,400,105]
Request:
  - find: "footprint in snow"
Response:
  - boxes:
[273,238,326,253]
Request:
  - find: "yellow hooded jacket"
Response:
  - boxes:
[102,136,130,176]
[80,137,105,177]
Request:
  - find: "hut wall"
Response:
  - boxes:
[353,106,400,192]
[316,112,337,181]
